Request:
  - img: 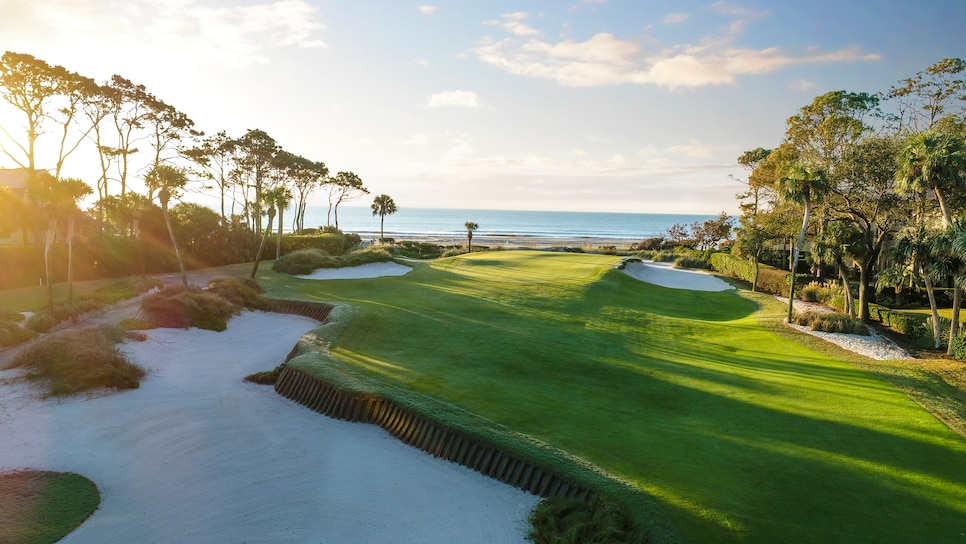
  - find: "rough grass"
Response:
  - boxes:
[272,247,393,275]
[10,326,147,396]
[529,496,642,544]
[258,251,966,544]
[0,470,99,544]
[0,321,37,347]
[24,278,162,333]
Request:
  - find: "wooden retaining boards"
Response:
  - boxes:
[274,365,592,501]
[263,297,592,500]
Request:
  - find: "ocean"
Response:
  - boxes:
[296,206,715,242]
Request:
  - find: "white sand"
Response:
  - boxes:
[299,262,412,280]
[622,261,734,292]
[0,311,537,543]
[623,261,911,360]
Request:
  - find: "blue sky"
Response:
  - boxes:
[1,0,963,214]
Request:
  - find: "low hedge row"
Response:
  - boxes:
[710,253,798,296]
[867,304,929,339]
[279,233,362,256]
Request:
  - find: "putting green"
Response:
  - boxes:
[260,251,966,544]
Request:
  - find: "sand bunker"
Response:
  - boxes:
[0,311,537,543]
[623,261,734,292]
[299,262,412,280]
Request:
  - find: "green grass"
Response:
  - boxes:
[259,251,966,543]
[0,470,99,544]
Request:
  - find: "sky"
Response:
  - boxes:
[0,0,963,215]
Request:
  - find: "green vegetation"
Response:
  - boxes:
[24,278,162,333]
[792,310,869,335]
[140,277,267,331]
[272,247,393,275]
[10,326,147,396]
[0,470,99,544]
[529,496,639,544]
[258,251,966,544]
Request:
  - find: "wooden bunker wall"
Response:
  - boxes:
[267,298,593,502]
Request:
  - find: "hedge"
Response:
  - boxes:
[710,253,798,296]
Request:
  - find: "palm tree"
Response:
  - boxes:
[777,161,830,322]
[465,221,478,253]
[810,221,866,318]
[146,164,189,287]
[250,187,287,279]
[274,186,293,260]
[370,194,397,242]
[896,131,966,229]
[57,177,93,303]
[889,226,945,348]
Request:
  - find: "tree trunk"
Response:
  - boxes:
[752,252,761,292]
[275,207,284,260]
[837,263,854,318]
[162,206,188,287]
[788,204,811,322]
[948,283,962,355]
[380,214,385,242]
[67,215,75,304]
[856,262,871,321]
[921,266,942,349]
[44,219,56,316]
[250,212,275,279]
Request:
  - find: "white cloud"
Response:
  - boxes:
[0,0,327,69]
[419,5,437,15]
[787,79,816,91]
[483,12,543,38]
[415,57,430,67]
[402,133,431,146]
[663,13,688,24]
[473,7,877,89]
[426,90,481,108]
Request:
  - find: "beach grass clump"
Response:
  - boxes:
[0,321,37,347]
[0,309,25,323]
[528,496,642,544]
[390,240,444,259]
[793,310,870,335]
[273,247,393,275]
[11,326,147,396]
[0,470,100,544]
[206,277,268,310]
[140,285,237,331]
[244,364,286,385]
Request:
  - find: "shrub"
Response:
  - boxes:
[952,336,966,359]
[793,311,869,336]
[391,241,444,259]
[207,277,268,310]
[673,256,712,270]
[273,247,394,275]
[117,318,158,331]
[10,326,147,396]
[0,321,37,347]
[281,233,351,255]
[140,286,238,329]
[0,310,24,323]
[528,496,641,544]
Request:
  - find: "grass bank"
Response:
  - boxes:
[260,252,966,543]
[0,470,99,544]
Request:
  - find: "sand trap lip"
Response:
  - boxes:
[0,311,536,543]
[298,261,413,280]
[622,261,734,292]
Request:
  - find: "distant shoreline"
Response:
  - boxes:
[368,232,640,249]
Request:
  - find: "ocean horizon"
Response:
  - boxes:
[293,205,717,242]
